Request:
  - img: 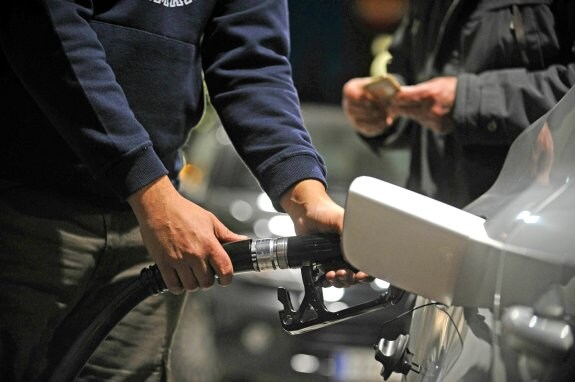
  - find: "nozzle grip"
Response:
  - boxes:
[285,233,344,268]
[223,239,254,273]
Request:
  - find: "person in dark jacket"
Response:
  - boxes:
[343,0,575,208]
[0,1,368,381]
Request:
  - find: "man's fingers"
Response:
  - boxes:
[322,268,359,288]
[158,265,185,295]
[210,219,243,285]
[176,264,201,291]
[355,271,375,283]
[212,215,248,244]
[322,269,375,287]
[208,248,234,286]
[185,258,214,289]
[342,76,373,100]
[393,85,426,105]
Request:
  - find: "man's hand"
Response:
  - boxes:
[280,179,372,287]
[392,76,457,134]
[342,77,397,138]
[128,176,247,294]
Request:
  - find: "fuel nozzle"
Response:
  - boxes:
[141,233,346,294]
[141,233,405,335]
[226,233,346,273]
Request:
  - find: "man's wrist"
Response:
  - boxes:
[127,175,175,218]
[279,179,329,215]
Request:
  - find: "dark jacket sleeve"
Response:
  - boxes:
[200,0,327,208]
[453,63,575,146]
[452,0,575,147]
[0,0,168,198]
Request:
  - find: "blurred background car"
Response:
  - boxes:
[172,102,410,382]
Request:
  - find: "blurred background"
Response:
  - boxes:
[172,1,410,381]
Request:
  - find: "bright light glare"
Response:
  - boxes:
[290,354,320,374]
[268,215,296,237]
[327,301,349,312]
[372,279,390,290]
[561,325,571,339]
[229,200,253,222]
[516,210,540,224]
[323,286,345,302]
[240,322,273,355]
[256,193,277,212]
[253,219,272,238]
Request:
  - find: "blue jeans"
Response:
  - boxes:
[0,185,184,381]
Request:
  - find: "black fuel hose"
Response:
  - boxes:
[45,233,344,382]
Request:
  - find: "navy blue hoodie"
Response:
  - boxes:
[0,0,326,208]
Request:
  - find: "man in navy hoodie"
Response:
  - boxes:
[0,1,365,380]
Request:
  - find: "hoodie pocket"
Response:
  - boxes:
[90,20,204,157]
